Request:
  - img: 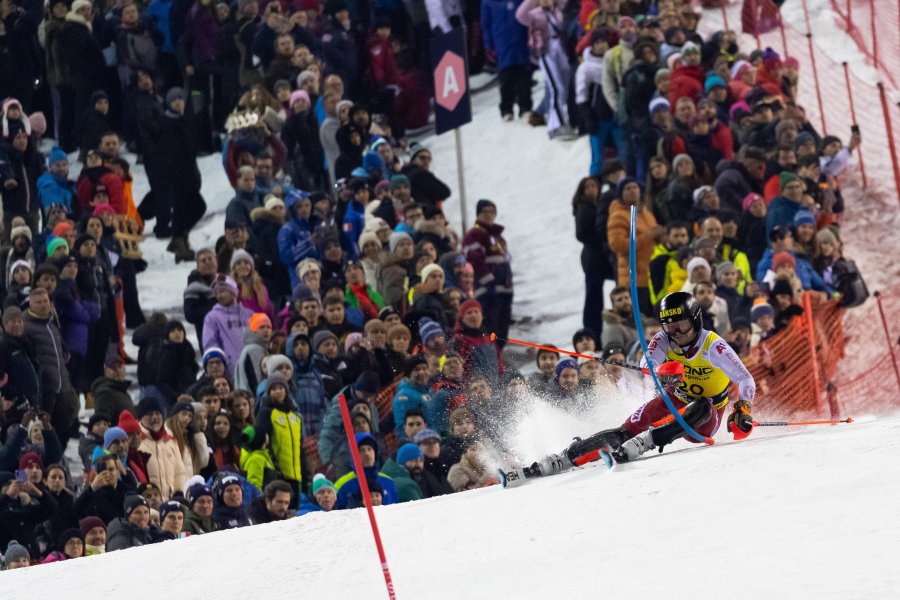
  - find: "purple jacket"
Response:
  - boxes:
[202,302,253,377]
[184,4,219,68]
[53,279,101,356]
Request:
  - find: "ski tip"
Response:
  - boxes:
[846,417,854,423]
[497,468,507,487]
[489,332,496,342]
[704,436,716,446]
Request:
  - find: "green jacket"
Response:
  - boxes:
[240,447,276,491]
[260,404,303,483]
[380,459,424,503]
[183,509,216,535]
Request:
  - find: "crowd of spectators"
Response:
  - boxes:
[0,0,868,570]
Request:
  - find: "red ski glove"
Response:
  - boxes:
[727,400,754,440]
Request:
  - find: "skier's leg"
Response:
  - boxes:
[616,399,714,462]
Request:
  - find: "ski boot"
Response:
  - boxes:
[613,429,656,463]
[533,451,573,477]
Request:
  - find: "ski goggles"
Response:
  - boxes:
[662,320,693,336]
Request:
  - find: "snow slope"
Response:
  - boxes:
[6,412,899,598]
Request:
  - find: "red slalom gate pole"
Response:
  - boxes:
[868,0,877,69]
[874,292,900,394]
[806,34,827,133]
[841,62,867,189]
[877,83,900,210]
[801,0,827,133]
[337,394,397,599]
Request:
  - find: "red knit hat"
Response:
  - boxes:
[459,299,482,319]
[118,410,141,435]
[772,251,796,272]
[18,451,43,470]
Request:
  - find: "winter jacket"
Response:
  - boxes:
[447,450,498,491]
[0,142,44,216]
[183,508,216,535]
[342,200,366,260]
[462,220,513,297]
[277,210,322,288]
[714,160,762,215]
[668,63,705,105]
[138,423,188,500]
[320,19,357,91]
[737,212,767,274]
[154,340,198,404]
[37,172,76,214]
[333,440,398,508]
[378,254,412,310]
[620,58,658,129]
[281,110,326,192]
[73,480,133,525]
[756,249,834,294]
[607,200,658,288]
[452,322,503,384]
[481,0,530,70]
[409,290,449,331]
[225,189,262,229]
[765,195,804,238]
[248,207,290,302]
[0,331,40,407]
[24,309,71,397]
[318,386,381,477]
[576,48,616,132]
[381,459,424,503]
[106,517,160,551]
[296,493,332,516]
[602,42,636,111]
[574,196,616,281]
[202,302,253,378]
[59,14,104,91]
[257,398,303,483]
[0,491,59,557]
[234,330,268,394]
[426,378,464,436]
[400,164,452,209]
[213,503,254,529]
[287,334,328,438]
[133,320,166,387]
[240,447,277,491]
[53,278,100,356]
[392,378,432,437]
[412,464,454,498]
[90,377,136,423]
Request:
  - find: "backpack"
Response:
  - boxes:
[832,259,869,308]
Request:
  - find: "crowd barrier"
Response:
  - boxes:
[827,0,900,92]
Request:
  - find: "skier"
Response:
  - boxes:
[519,291,756,479]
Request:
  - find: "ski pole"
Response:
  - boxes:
[753,417,854,427]
[488,333,647,374]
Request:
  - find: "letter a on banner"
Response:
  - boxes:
[431,27,472,135]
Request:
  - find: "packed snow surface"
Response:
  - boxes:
[5,411,899,598]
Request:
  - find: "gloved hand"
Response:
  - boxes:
[656,361,685,387]
[727,400,754,440]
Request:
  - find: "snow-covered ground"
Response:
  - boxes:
[8,410,900,598]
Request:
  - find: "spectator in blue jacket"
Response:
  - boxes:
[342,177,368,260]
[36,147,75,218]
[766,172,806,238]
[392,354,432,438]
[278,190,322,288]
[482,0,533,121]
[286,332,327,438]
[297,473,338,516]
[333,432,398,509]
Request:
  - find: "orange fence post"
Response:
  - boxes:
[720,0,729,31]
[874,291,900,394]
[779,15,788,56]
[841,62,867,189]
[802,293,823,414]
[877,83,900,209]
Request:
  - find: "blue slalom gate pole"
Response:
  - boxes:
[628,205,712,444]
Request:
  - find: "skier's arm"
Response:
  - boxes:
[639,332,672,370]
[707,338,756,404]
